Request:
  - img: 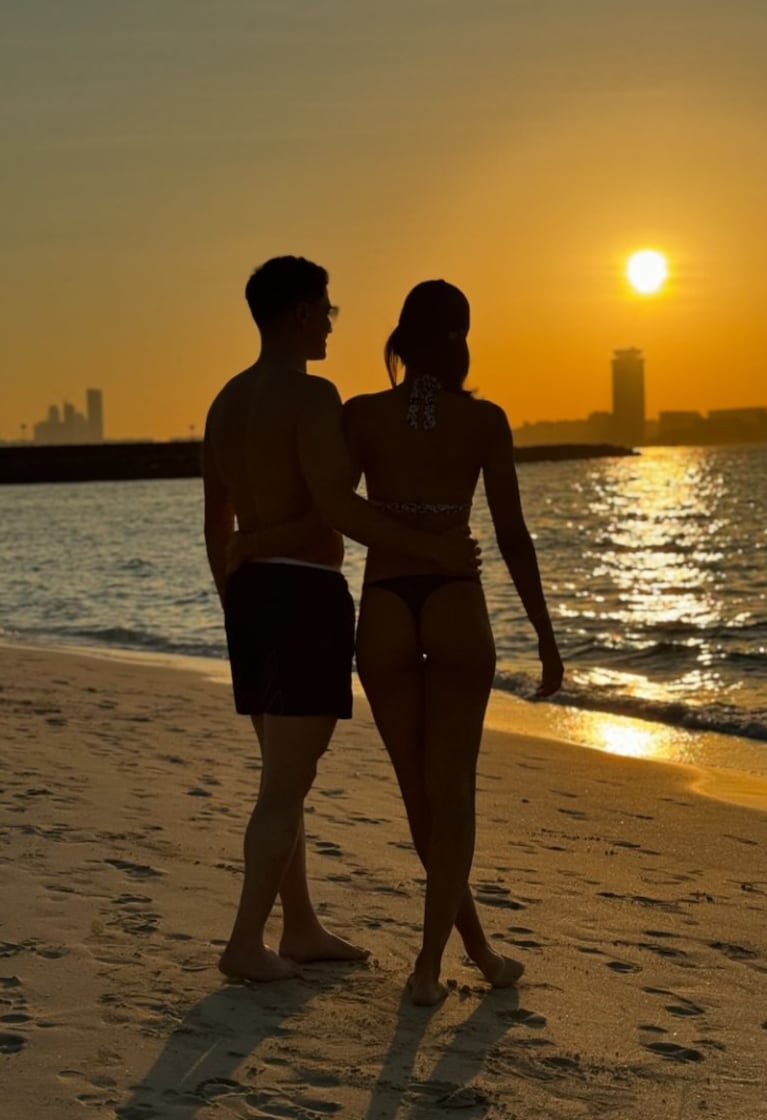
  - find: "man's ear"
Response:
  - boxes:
[295,302,310,327]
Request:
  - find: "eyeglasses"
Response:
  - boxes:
[319,303,339,321]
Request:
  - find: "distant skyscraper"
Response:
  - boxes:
[33,389,105,444]
[86,388,104,442]
[611,348,645,446]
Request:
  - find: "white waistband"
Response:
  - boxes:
[253,557,343,574]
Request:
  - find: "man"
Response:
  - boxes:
[204,256,477,982]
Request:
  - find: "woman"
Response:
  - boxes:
[341,280,563,1005]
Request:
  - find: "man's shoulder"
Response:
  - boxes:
[205,368,253,420]
[298,374,343,411]
[305,372,341,395]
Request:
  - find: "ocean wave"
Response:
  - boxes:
[2,623,227,664]
[492,669,767,743]
[562,636,767,676]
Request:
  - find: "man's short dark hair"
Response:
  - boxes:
[245,256,328,329]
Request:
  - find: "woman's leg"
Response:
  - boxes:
[400,581,496,1002]
[357,585,523,1003]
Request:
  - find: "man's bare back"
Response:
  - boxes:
[205,362,343,570]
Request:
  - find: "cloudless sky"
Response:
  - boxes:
[2,0,766,439]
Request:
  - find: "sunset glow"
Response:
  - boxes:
[2,4,767,441]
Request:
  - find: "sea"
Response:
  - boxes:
[1,443,765,758]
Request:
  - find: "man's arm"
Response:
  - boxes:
[203,420,236,605]
[297,377,477,571]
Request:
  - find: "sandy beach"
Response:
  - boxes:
[1,642,765,1120]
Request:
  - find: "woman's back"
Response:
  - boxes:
[344,380,499,580]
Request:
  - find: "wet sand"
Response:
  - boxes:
[1,642,765,1119]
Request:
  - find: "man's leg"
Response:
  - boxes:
[277,816,369,962]
[218,714,335,982]
[249,718,367,963]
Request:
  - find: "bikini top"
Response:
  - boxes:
[370,499,471,516]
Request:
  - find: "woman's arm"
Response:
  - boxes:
[227,509,326,572]
[481,402,564,696]
[228,396,366,572]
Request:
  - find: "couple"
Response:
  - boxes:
[203,256,563,1006]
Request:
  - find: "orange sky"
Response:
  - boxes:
[2,1,766,441]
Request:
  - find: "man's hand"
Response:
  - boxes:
[429,525,482,577]
[534,635,564,698]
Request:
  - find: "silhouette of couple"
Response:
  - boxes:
[203,256,563,1006]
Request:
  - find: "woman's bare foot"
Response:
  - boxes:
[470,944,525,988]
[407,971,449,1007]
[279,927,370,964]
[218,944,300,983]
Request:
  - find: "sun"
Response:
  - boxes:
[626,249,668,295]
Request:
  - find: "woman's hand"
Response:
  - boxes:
[226,530,259,575]
[226,510,327,574]
[535,634,564,698]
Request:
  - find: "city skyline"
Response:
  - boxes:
[29,388,104,446]
[3,2,767,441]
[10,354,765,449]
[515,348,767,446]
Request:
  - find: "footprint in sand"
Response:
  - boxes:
[502,1008,547,1029]
[475,884,526,911]
[104,859,164,880]
[643,1041,704,1062]
[58,1069,119,1111]
[542,1054,581,1073]
[643,986,705,1016]
[607,959,642,974]
[708,940,758,962]
[313,841,342,859]
[0,1031,26,1054]
[0,975,30,1054]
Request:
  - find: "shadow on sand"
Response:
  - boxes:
[116,967,524,1119]
[115,967,348,1119]
[364,981,521,1119]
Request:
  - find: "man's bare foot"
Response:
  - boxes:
[218,944,300,983]
[407,971,449,1007]
[279,927,370,964]
[470,944,525,988]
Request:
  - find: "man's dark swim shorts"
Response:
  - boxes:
[224,562,354,719]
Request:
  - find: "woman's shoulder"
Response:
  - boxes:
[343,387,399,418]
[465,395,509,425]
[453,393,509,428]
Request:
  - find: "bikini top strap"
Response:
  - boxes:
[406,374,441,431]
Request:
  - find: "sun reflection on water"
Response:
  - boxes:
[584,448,727,639]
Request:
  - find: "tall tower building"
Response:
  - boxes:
[86,388,104,442]
[611,348,645,446]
